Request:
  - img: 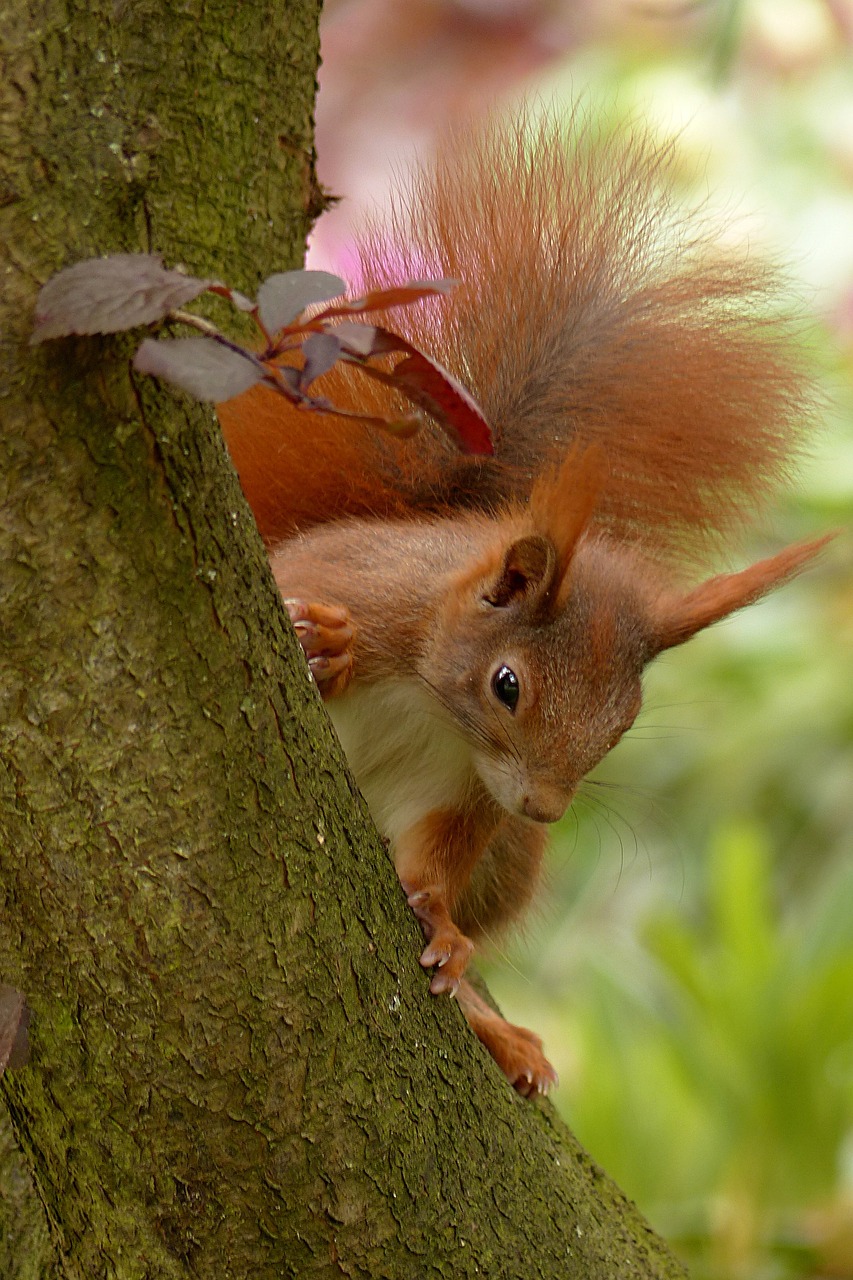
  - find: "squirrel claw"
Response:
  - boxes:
[419,937,451,967]
[455,978,559,1097]
[505,1045,558,1098]
[418,931,474,991]
[404,884,475,993]
[429,970,460,997]
[284,598,355,698]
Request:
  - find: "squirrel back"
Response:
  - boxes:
[219,111,814,573]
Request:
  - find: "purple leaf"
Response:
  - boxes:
[32,254,214,342]
[134,337,265,403]
[299,332,343,389]
[275,364,302,394]
[257,270,346,333]
[332,322,382,358]
[0,985,30,1075]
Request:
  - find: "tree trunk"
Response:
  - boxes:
[0,2,687,1276]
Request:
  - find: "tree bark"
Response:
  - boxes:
[0,2,688,1276]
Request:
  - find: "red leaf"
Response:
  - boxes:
[32,254,214,342]
[389,352,493,455]
[206,283,256,313]
[319,313,491,454]
[312,278,457,323]
[0,985,30,1075]
[134,337,265,403]
[257,270,346,334]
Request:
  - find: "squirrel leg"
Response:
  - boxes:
[396,800,499,996]
[455,978,559,1097]
[283,599,355,698]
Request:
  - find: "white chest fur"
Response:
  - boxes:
[327,678,475,849]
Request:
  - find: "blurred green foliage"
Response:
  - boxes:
[483,5,853,1276]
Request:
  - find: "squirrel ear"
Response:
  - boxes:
[651,534,833,652]
[482,446,606,611]
[530,444,606,604]
[484,534,557,607]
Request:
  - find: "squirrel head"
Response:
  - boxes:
[424,449,829,825]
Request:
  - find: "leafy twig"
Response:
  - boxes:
[32,255,493,455]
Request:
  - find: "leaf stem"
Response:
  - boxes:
[169,309,222,338]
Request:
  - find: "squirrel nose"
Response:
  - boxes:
[521,786,574,824]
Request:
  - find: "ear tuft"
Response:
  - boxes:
[484,535,556,608]
[530,444,607,604]
[652,533,834,652]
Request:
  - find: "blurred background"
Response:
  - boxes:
[309,3,853,1277]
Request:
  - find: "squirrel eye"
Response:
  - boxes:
[492,665,520,712]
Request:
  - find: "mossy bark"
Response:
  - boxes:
[0,2,688,1276]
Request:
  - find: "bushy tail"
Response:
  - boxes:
[221,110,815,568]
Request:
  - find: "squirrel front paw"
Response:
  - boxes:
[404,886,475,996]
[284,599,355,699]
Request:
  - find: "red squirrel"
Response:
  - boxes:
[219,115,828,1095]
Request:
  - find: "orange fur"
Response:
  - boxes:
[220,112,814,566]
[653,533,834,650]
[528,444,606,606]
[219,112,827,1095]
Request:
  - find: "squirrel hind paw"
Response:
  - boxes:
[456,978,558,1096]
[490,1024,558,1097]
